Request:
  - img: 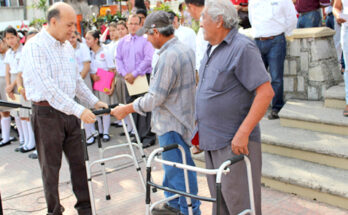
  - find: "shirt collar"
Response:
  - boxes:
[158,37,178,55]
[206,28,238,52]
[42,28,65,47]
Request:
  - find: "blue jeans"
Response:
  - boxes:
[297,10,322,28]
[158,131,201,215]
[341,25,348,104]
[326,14,335,30]
[255,34,286,111]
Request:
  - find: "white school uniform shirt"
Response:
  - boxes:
[4,44,23,74]
[152,26,198,69]
[196,26,208,71]
[0,53,6,77]
[106,40,119,60]
[175,25,197,53]
[249,0,297,38]
[74,42,91,74]
[90,46,115,74]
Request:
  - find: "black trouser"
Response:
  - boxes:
[125,74,156,145]
[32,105,91,215]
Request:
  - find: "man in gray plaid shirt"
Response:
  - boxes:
[111,11,201,215]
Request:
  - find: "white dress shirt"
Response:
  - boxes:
[196,27,209,71]
[22,29,98,118]
[4,45,23,74]
[0,53,6,77]
[175,25,197,53]
[74,42,91,74]
[249,0,297,38]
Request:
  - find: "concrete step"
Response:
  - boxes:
[262,153,348,210]
[279,100,348,135]
[261,119,348,170]
[324,83,346,109]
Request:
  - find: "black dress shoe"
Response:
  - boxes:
[120,132,135,137]
[15,146,23,152]
[28,152,38,159]
[102,134,110,142]
[20,147,35,153]
[268,110,280,120]
[142,141,155,149]
[111,122,123,127]
[0,139,12,147]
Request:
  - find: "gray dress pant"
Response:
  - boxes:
[204,141,262,215]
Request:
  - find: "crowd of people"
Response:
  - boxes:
[0,0,347,215]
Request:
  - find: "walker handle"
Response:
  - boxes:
[92,103,119,116]
[162,144,179,152]
[227,155,245,166]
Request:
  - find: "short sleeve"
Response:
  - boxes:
[80,43,91,63]
[234,42,270,92]
[4,50,11,64]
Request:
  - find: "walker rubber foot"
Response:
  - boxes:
[106,195,111,200]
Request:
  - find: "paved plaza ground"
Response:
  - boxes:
[1,125,347,215]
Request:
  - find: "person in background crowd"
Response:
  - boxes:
[231,0,250,29]
[20,29,40,159]
[197,1,274,214]
[136,8,148,26]
[21,3,108,214]
[249,0,297,119]
[185,0,208,72]
[116,14,156,148]
[333,0,348,116]
[295,0,331,28]
[145,0,152,12]
[69,31,96,145]
[86,30,116,142]
[112,11,201,215]
[168,11,196,53]
[15,29,38,154]
[3,27,25,148]
[0,33,15,147]
[179,2,193,27]
[326,0,335,29]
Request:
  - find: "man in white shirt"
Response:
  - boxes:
[249,0,297,119]
[168,11,196,53]
[185,0,208,71]
[22,3,107,214]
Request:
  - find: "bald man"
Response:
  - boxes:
[21,3,107,215]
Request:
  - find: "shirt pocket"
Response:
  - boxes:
[205,68,230,92]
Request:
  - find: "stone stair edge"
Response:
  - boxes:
[262,153,348,199]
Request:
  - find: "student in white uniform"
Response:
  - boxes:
[86,30,116,142]
[0,33,15,147]
[3,27,25,148]
[107,21,130,128]
[69,31,97,145]
[15,29,38,153]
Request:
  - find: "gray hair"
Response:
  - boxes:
[148,25,175,37]
[205,0,239,29]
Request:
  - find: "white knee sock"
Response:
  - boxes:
[25,121,35,150]
[15,117,24,143]
[102,114,110,135]
[97,116,103,134]
[125,116,133,133]
[84,123,96,140]
[1,117,11,142]
[21,120,29,147]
